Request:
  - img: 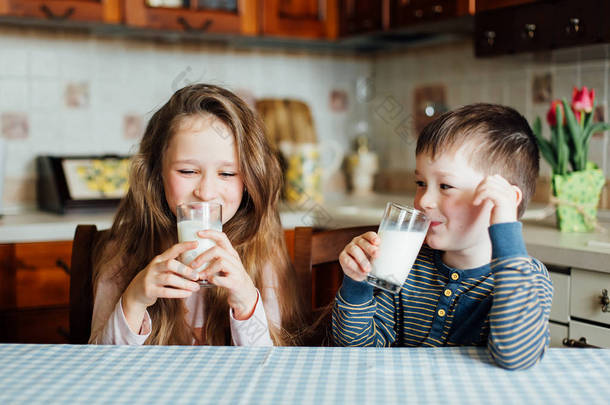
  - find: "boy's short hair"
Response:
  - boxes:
[416,103,539,218]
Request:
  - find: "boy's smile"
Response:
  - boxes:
[413,144,493,270]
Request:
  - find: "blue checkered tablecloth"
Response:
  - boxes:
[0,344,608,404]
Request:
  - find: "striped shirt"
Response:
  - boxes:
[332,222,553,370]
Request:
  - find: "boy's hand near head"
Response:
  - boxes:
[339,232,381,281]
[472,174,523,225]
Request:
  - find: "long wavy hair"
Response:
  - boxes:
[93,84,304,345]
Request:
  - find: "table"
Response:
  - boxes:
[0,345,608,404]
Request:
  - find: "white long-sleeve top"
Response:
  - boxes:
[89,261,281,346]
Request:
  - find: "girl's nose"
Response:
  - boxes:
[194,173,217,201]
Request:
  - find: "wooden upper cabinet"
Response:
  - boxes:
[338,0,383,37]
[262,0,340,39]
[0,0,121,23]
[390,0,472,29]
[124,0,259,35]
[475,0,540,12]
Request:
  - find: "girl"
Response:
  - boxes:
[89,84,304,346]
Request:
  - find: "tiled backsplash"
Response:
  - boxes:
[2,26,610,212]
[0,27,371,212]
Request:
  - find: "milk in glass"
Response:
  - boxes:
[177,219,222,272]
[370,229,426,285]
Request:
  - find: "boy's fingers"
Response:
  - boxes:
[339,251,367,281]
[345,243,372,274]
[355,238,379,259]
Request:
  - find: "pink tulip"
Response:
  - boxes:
[571,86,594,113]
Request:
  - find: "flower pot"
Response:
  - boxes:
[552,165,605,232]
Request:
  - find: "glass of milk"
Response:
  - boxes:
[367,202,430,294]
[176,202,222,287]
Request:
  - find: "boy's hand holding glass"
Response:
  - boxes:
[339,231,381,282]
[340,203,430,294]
[472,174,522,225]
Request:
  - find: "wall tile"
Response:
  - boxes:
[0,49,28,77]
[0,79,28,110]
[29,50,60,78]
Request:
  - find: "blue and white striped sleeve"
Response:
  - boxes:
[332,275,397,347]
[487,222,554,370]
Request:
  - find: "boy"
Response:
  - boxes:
[332,103,553,370]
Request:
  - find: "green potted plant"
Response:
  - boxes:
[533,87,610,232]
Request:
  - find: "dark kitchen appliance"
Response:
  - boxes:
[37,155,131,214]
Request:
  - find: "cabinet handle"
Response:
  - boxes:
[39,5,75,21]
[601,288,609,312]
[562,337,600,348]
[523,23,536,40]
[565,17,581,36]
[56,259,70,275]
[484,30,496,46]
[433,5,443,14]
[177,17,214,32]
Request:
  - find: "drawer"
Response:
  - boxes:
[569,320,610,349]
[570,268,610,326]
[549,321,568,348]
[549,271,569,323]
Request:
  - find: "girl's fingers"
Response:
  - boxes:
[157,287,195,299]
[190,245,237,272]
[157,241,199,262]
[157,272,200,292]
[165,259,199,281]
[196,230,235,254]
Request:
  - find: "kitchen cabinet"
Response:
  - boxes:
[547,266,610,348]
[0,0,121,23]
[475,0,540,12]
[124,0,258,34]
[338,0,383,37]
[261,0,339,39]
[0,241,72,343]
[475,0,603,57]
[389,0,471,29]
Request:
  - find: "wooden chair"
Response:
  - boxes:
[69,224,106,344]
[293,225,377,345]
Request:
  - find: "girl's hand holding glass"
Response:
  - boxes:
[192,229,258,320]
[121,242,201,331]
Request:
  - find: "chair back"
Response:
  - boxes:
[69,225,106,344]
[293,225,377,345]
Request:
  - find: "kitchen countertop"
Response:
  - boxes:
[3,193,610,273]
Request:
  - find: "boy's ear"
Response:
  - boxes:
[512,185,523,207]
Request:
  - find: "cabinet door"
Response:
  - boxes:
[569,320,610,349]
[124,0,258,34]
[0,0,121,23]
[549,270,570,324]
[390,0,468,28]
[570,268,610,327]
[551,0,601,49]
[262,0,339,39]
[475,0,540,12]
[474,8,514,56]
[549,321,568,348]
[511,2,553,53]
[339,0,382,36]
